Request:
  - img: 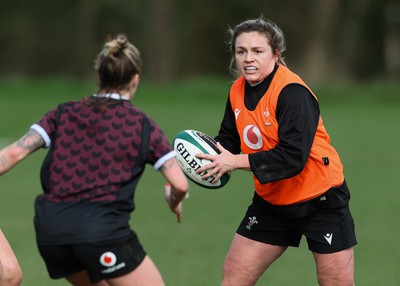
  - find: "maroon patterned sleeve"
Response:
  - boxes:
[36,108,58,142]
[147,117,173,165]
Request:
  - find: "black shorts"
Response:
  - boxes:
[37,232,146,283]
[237,185,357,254]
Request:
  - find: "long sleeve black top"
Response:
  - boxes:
[215,65,320,184]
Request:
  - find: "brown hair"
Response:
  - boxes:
[227,17,286,77]
[84,34,142,108]
[94,34,142,93]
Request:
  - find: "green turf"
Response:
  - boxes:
[0,78,399,285]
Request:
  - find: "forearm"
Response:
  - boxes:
[160,158,189,223]
[233,153,251,171]
[0,130,44,175]
[0,144,26,175]
[160,158,189,203]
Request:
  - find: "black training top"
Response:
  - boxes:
[215,64,320,183]
[31,95,175,245]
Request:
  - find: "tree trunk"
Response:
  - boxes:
[144,0,175,82]
[384,3,400,79]
[301,0,340,82]
[76,0,98,78]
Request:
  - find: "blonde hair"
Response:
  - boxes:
[94,34,142,92]
[227,17,286,77]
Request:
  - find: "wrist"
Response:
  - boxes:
[170,191,189,202]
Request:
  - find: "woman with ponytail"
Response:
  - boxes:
[0,34,188,286]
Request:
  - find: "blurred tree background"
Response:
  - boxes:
[1,2,400,285]
[0,0,399,83]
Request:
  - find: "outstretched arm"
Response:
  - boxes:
[160,158,189,223]
[0,130,44,176]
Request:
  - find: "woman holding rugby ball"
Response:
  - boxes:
[0,34,188,286]
[196,17,357,286]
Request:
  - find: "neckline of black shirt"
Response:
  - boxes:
[244,64,279,111]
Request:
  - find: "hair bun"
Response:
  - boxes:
[104,34,129,56]
[94,33,142,90]
[115,34,128,49]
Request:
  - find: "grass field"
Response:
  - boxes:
[0,77,399,285]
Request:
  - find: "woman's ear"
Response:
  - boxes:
[132,74,140,88]
[275,50,281,62]
[128,74,140,99]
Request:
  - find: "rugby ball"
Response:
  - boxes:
[173,130,230,189]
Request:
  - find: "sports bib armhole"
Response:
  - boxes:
[137,115,151,166]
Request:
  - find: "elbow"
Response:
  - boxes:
[281,157,307,179]
[7,143,29,162]
[291,161,306,177]
[280,150,308,178]
[0,145,24,174]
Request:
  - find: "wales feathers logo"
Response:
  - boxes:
[245,216,258,230]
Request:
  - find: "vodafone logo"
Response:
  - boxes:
[243,125,263,150]
[100,252,117,267]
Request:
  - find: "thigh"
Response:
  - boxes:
[66,270,110,286]
[106,256,164,286]
[222,233,287,286]
[313,247,354,286]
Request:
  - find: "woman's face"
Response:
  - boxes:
[234,31,277,85]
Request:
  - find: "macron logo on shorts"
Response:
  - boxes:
[323,233,333,245]
[100,251,126,274]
